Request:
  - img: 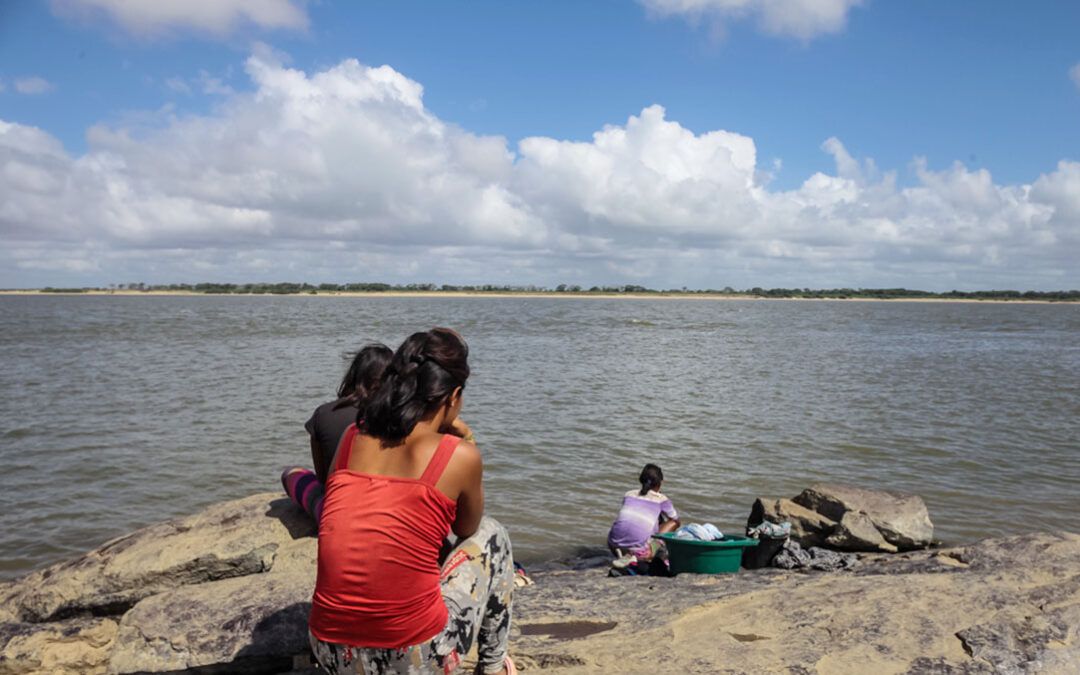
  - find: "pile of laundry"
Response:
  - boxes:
[746,521,791,539]
[742,520,858,570]
[772,540,858,571]
[673,523,724,541]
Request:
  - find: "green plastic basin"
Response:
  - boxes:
[653,533,759,575]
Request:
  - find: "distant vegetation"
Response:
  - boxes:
[28,283,1080,301]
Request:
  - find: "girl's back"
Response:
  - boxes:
[608,488,678,551]
[312,425,460,648]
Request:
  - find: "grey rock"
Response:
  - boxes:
[1,494,316,675]
[106,539,316,674]
[902,656,995,674]
[793,483,934,550]
[825,510,899,553]
[0,583,19,624]
[747,497,836,547]
[955,602,1080,673]
[7,494,315,623]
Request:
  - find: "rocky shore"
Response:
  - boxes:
[1,491,1077,674]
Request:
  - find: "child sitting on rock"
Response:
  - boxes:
[281,343,393,521]
[607,463,681,564]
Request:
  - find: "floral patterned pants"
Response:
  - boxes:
[310,517,514,674]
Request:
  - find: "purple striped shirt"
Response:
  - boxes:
[607,489,678,550]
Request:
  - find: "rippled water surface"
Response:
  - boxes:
[1,295,1078,578]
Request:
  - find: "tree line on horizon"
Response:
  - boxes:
[34,282,1080,301]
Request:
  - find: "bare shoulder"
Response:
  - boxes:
[450,439,482,471]
[439,438,482,494]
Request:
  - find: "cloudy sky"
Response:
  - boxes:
[1,1,1078,290]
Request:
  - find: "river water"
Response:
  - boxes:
[0,295,1077,579]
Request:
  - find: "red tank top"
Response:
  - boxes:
[309,425,460,648]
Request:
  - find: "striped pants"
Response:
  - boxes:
[281,466,325,521]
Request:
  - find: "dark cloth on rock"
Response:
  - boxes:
[773,540,858,571]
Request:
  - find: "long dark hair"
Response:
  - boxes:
[639,463,664,495]
[362,328,470,444]
[332,343,393,411]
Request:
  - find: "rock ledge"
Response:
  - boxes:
[2,493,1077,674]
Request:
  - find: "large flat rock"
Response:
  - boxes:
[4,492,1077,674]
[107,537,316,674]
[510,532,1080,673]
[5,494,315,623]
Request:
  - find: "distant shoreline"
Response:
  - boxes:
[0,289,1074,304]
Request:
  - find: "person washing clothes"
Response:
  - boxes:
[607,463,681,561]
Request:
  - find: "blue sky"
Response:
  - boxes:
[1,1,1078,290]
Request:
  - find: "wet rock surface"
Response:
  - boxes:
[1,493,1077,674]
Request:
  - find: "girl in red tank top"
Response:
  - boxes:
[308,328,516,675]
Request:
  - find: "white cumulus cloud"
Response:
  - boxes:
[641,0,863,40]
[51,0,309,38]
[1,54,1077,291]
[516,105,762,240]
[1070,63,1080,91]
